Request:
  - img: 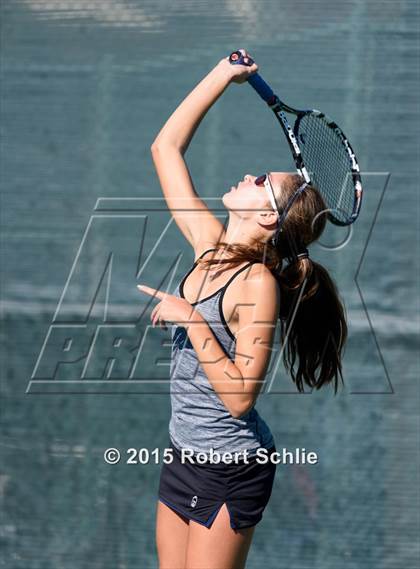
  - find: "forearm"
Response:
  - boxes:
[151,60,232,155]
[185,310,249,418]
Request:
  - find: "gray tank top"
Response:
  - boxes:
[169,248,275,457]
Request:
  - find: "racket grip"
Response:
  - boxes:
[247,75,276,103]
[228,50,277,104]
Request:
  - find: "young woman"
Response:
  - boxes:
[137,49,347,569]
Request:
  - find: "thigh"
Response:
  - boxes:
[185,503,255,569]
[156,500,190,569]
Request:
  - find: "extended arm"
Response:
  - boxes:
[150,55,258,249]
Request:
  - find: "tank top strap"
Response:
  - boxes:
[194,247,217,263]
[219,260,256,295]
[218,260,257,342]
[178,248,217,298]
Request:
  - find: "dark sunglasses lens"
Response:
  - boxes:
[255,174,267,186]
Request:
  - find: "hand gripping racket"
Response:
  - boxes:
[229,50,363,226]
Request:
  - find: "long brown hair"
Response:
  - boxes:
[198,174,348,393]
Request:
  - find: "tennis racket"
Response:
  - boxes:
[229,50,363,226]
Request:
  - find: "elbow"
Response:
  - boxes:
[150,141,182,154]
[150,142,161,154]
[229,400,253,420]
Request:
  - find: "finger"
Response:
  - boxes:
[153,311,167,331]
[239,48,253,61]
[150,303,160,328]
[137,284,166,301]
[151,301,162,327]
[150,304,159,326]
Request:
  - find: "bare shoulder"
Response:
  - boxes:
[242,262,280,304]
[246,262,279,286]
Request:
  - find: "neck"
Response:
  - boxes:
[221,219,261,249]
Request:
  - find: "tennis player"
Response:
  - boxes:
[138,49,348,569]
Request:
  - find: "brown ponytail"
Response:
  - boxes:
[274,256,347,393]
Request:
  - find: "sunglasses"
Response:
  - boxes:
[254,173,280,217]
[254,173,309,244]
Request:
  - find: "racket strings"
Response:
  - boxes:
[296,114,356,224]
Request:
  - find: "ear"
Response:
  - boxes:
[256,210,279,230]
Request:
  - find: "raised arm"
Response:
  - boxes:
[150,53,259,251]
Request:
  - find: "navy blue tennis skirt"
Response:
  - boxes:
[158,438,277,530]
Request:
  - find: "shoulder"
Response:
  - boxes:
[246,262,279,287]
[235,262,280,323]
[242,262,280,303]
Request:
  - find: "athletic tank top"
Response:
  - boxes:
[168,248,275,457]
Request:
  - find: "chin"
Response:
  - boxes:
[223,184,236,199]
[221,191,231,208]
